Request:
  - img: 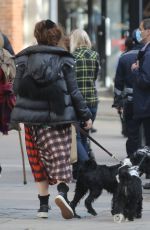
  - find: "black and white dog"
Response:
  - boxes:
[70,159,143,222]
[130,146,150,176]
[112,163,143,222]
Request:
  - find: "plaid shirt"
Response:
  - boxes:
[73,47,100,107]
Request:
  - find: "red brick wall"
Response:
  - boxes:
[0,0,24,53]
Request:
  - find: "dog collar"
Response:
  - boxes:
[129,166,140,178]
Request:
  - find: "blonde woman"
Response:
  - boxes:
[70,29,100,178]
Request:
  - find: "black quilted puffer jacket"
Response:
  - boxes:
[11,45,92,125]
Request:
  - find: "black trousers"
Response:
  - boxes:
[124,102,150,157]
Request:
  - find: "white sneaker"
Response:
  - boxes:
[55,195,74,219]
[37,205,49,218]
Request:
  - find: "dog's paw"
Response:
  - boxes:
[135,213,142,219]
[113,214,125,223]
[88,209,97,216]
[73,213,81,219]
[127,217,134,221]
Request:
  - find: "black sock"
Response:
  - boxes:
[57,183,69,193]
[38,194,49,206]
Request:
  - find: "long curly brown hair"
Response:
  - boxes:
[34,20,64,46]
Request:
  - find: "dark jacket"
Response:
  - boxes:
[133,43,150,119]
[11,45,92,125]
[2,33,15,55]
[113,44,142,108]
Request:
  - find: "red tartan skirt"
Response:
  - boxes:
[25,125,72,185]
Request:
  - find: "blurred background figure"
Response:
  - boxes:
[0,30,16,135]
[70,28,100,179]
[124,36,134,52]
[115,36,135,138]
[112,29,143,159]
[0,30,14,55]
[131,18,150,189]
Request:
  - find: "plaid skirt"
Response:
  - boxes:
[25,125,72,185]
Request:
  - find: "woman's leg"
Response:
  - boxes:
[36,180,49,196]
[73,129,89,179]
[55,181,74,219]
[77,129,89,162]
[36,180,50,218]
[81,105,98,157]
[141,118,150,189]
[143,117,150,146]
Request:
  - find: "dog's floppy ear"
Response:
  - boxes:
[119,166,131,181]
[84,159,97,170]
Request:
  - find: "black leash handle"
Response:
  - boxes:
[73,123,122,164]
[138,154,147,170]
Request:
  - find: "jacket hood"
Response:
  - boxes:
[15,45,74,58]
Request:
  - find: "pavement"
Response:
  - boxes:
[0,89,150,230]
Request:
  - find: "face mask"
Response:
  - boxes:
[135,29,142,43]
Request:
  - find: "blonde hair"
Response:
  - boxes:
[70,29,92,53]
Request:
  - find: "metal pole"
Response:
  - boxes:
[139,0,143,23]
[50,0,58,23]
[18,129,27,184]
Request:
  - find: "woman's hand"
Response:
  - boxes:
[84,119,93,130]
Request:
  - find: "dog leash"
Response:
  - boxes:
[138,154,147,172]
[73,123,122,164]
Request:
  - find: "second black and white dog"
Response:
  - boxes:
[130,146,150,176]
[112,163,143,222]
[70,159,143,222]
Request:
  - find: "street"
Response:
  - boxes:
[0,97,150,230]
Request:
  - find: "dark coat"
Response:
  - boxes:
[133,43,150,119]
[11,45,92,125]
[113,44,142,108]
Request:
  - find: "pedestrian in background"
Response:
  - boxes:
[11,20,92,219]
[0,30,14,55]
[0,30,16,135]
[70,29,100,178]
[112,30,143,158]
[124,36,134,52]
[131,18,150,189]
[0,28,15,177]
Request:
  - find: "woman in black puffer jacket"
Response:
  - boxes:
[11,20,92,219]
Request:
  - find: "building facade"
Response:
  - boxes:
[0,0,24,53]
[0,0,58,52]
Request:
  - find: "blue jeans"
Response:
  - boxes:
[77,129,89,161]
[77,104,98,162]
